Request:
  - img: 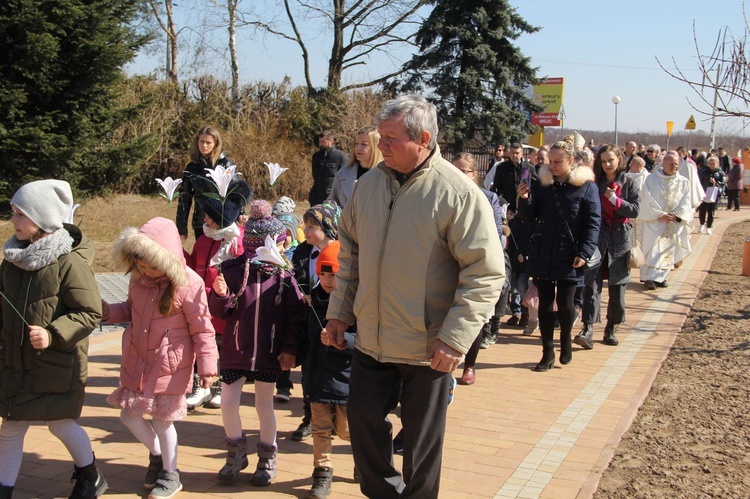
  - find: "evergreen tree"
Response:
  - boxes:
[398,0,542,150]
[0,0,151,204]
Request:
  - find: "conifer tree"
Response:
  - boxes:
[398,0,541,150]
[0,0,151,203]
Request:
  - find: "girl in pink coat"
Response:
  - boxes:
[104,217,218,499]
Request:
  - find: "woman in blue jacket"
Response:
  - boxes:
[517,140,601,372]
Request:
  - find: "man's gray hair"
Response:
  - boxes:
[374,94,438,149]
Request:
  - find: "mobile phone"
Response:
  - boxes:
[520,168,531,186]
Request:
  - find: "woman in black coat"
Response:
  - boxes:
[517,140,601,372]
[176,126,237,240]
[575,145,639,350]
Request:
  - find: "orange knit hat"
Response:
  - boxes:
[316,241,341,275]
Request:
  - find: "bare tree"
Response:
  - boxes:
[243,0,427,94]
[659,20,750,120]
[147,0,180,83]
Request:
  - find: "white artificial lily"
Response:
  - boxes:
[155,177,183,203]
[251,235,287,268]
[265,162,288,186]
[205,165,237,197]
[64,203,80,224]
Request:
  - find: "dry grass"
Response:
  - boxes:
[0,194,311,273]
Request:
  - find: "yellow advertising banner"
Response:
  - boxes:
[531,77,565,126]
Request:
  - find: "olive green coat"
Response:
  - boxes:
[0,224,102,421]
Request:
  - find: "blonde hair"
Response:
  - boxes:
[349,126,383,168]
[190,126,223,165]
[551,140,574,159]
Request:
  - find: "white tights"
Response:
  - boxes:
[0,419,93,487]
[221,379,276,445]
[120,410,178,471]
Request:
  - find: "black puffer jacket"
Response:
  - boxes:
[308,146,349,206]
[176,153,234,237]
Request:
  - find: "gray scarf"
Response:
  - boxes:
[3,228,74,271]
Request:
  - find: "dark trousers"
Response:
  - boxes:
[698,202,716,228]
[275,369,311,424]
[535,280,578,351]
[464,329,484,367]
[582,279,626,326]
[727,189,740,210]
[348,350,451,499]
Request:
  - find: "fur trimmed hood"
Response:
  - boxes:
[537,163,595,187]
[114,217,188,288]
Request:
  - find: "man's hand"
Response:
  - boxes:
[213,274,228,296]
[572,256,586,268]
[28,326,50,350]
[658,213,676,222]
[321,319,349,350]
[428,339,463,372]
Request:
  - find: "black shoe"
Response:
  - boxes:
[603,322,620,346]
[393,429,404,454]
[644,280,657,290]
[534,352,555,372]
[69,454,108,499]
[307,467,333,499]
[292,423,312,441]
[573,323,594,350]
[655,280,668,288]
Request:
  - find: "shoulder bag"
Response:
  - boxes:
[552,188,602,271]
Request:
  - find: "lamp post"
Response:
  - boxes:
[612,96,621,146]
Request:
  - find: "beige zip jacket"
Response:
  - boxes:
[327,145,505,366]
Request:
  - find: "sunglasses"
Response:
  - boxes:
[647,149,655,153]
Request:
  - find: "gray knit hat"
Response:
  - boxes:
[11,179,74,233]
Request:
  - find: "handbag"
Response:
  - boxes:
[552,188,602,271]
[628,245,645,269]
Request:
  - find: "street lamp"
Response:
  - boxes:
[612,96,621,146]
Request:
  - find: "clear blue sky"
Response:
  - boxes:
[129,0,748,136]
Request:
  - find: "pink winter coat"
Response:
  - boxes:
[104,217,218,397]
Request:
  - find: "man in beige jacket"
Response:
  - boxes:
[324,95,505,498]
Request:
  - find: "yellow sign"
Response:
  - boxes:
[685,115,697,130]
[531,77,565,126]
[666,121,674,137]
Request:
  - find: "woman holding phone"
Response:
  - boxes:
[517,140,601,372]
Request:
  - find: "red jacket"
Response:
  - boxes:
[185,227,245,335]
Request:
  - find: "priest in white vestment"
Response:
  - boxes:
[638,151,694,290]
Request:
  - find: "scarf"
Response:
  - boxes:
[202,223,241,267]
[3,228,74,271]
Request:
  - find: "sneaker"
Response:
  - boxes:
[307,467,333,499]
[148,470,182,499]
[292,423,312,441]
[275,389,291,403]
[506,314,521,326]
[393,429,404,454]
[144,454,164,490]
[205,388,222,409]
[518,312,529,328]
[698,224,705,234]
[479,336,492,349]
[186,386,212,410]
[707,227,713,235]
[522,320,539,336]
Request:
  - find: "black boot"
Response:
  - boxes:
[559,327,572,365]
[603,322,620,346]
[535,328,555,372]
[573,322,594,350]
[0,485,13,499]
[69,454,107,499]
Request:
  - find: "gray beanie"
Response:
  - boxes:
[11,179,74,233]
